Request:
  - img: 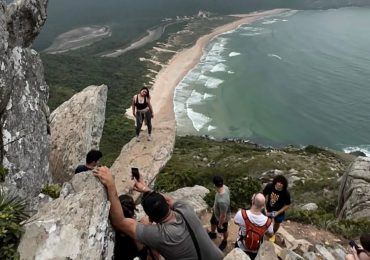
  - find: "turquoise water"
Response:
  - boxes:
[174,7,370,155]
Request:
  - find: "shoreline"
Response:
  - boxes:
[150,8,288,127]
[111,9,288,193]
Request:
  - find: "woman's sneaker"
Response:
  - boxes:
[136,136,140,142]
[147,135,151,141]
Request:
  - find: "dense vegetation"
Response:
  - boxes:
[155,136,370,238]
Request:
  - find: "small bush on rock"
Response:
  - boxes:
[0,189,28,259]
[41,184,61,199]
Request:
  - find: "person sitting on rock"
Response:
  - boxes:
[94,166,224,260]
[75,149,102,174]
[262,175,291,241]
[234,193,273,260]
[346,234,370,260]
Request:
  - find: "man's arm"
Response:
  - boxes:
[233,210,242,226]
[132,96,136,117]
[147,97,154,118]
[217,202,228,228]
[94,166,137,239]
[218,213,226,228]
[276,204,290,216]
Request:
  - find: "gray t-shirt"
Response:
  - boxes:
[213,185,231,222]
[136,201,223,260]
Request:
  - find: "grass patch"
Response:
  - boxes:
[155,136,359,237]
[41,184,61,199]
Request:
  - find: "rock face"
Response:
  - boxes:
[223,248,251,260]
[18,172,114,260]
[337,156,370,220]
[0,0,51,198]
[49,85,107,183]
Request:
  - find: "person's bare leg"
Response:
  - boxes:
[345,253,355,260]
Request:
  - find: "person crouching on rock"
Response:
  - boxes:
[132,87,153,142]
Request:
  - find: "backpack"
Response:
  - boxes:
[241,209,272,252]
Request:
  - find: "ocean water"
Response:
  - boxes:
[174,7,370,155]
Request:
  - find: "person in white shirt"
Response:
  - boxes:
[234,193,273,260]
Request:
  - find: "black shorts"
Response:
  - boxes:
[210,213,228,233]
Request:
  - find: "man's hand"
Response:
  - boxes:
[93,166,115,188]
[133,173,149,193]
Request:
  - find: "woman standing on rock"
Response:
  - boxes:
[132,87,153,141]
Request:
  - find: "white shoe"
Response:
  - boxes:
[136,136,140,142]
[147,135,151,141]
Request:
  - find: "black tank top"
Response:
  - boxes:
[135,95,148,110]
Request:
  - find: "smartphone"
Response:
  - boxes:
[131,167,140,180]
[349,240,360,250]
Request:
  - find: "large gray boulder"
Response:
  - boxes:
[1,0,51,198]
[256,241,278,260]
[337,156,370,220]
[49,85,107,183]
[223,248,251,260]
[18,172,114,259]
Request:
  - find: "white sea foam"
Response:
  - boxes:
[229,52,241,57]
[203,93,214,99]
[268,54,282,60]
[240,32,264,37]
[184,70,202,82]
[262,19,279,25]
[227,70,235,74]
[240,26,264,32]
[205,77,224,89]
[187,108,212,131]
[210,63,227,72]
[282,19,288,22]
[207,125,216,131]
[277,10,299,18]
[342,145,370,157]
[174,84,191,129]
[198,74,210,84]
[187,90,203,105]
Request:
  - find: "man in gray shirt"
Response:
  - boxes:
[94,166,223,260]
[208,175,231,251]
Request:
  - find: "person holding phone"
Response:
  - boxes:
[346,234,370,260]
[131,167,140,181]
[94,166,224,260]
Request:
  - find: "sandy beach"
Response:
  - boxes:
[111,9,287,194]
[44,26,111,54]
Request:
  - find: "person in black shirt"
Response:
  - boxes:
[132,87,154,142]
[262,175,291,233]
[75,149,102,174]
